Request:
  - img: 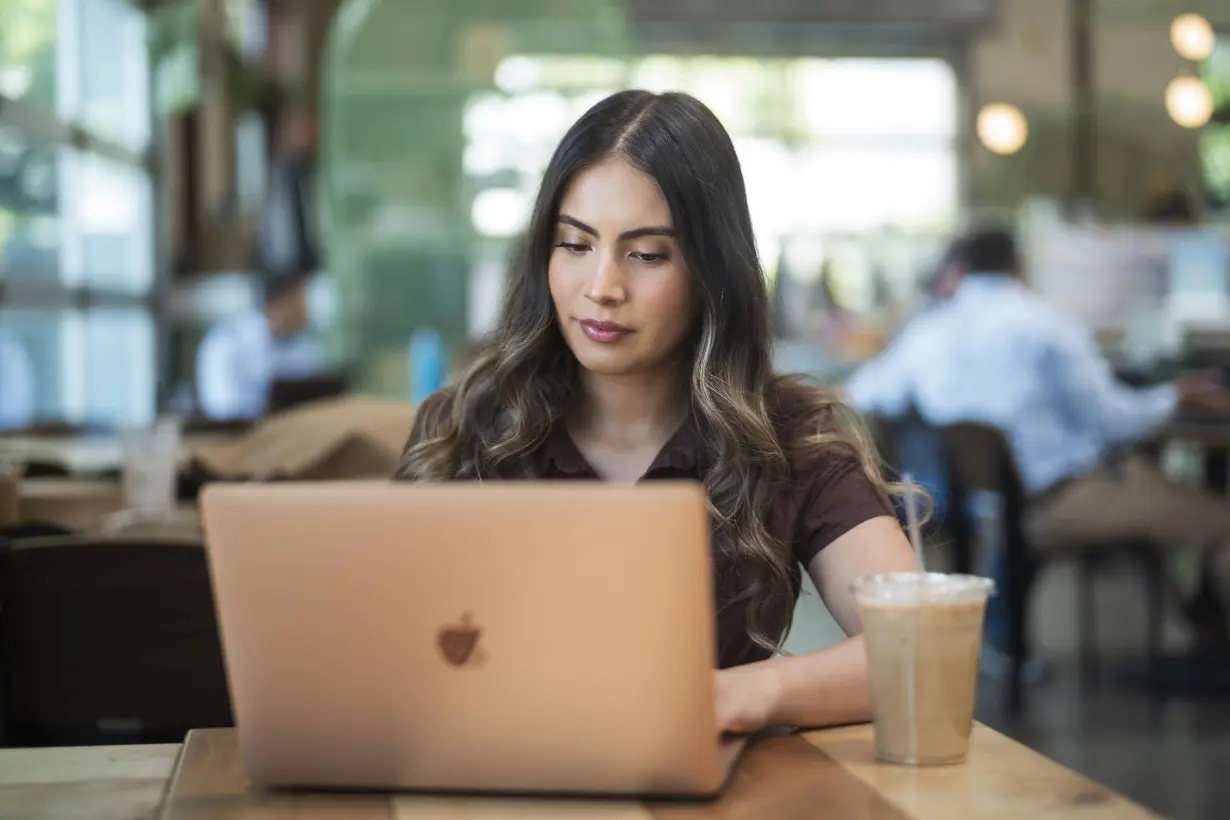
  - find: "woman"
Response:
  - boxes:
[396,90,918,734]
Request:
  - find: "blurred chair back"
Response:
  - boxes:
[182,417,255,436]
[267,375,349,415]
[866,406,950,522]
[0,536,232,746]
[862,413,903,477]
[936,421,1028,575]
[937,422,1031,710]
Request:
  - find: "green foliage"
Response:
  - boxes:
[0,0,57,107]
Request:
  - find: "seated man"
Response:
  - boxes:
[845,225,1230,651]
[196,270,321,420]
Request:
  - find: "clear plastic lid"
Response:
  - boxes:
[851,572,995,605]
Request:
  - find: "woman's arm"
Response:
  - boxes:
[715,516,918,732]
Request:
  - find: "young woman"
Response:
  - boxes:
[396,90,918,734]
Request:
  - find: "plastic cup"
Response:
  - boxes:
[853,572,995,766]
[119,417,181,514]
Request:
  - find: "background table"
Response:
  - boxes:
[17,478,201,537]
[0,742,179,820]
[0,723,1161,820]
[0,433,241,477]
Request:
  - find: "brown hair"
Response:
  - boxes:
[396,91,894,655]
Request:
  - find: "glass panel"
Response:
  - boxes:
[76,0,151,150]
[794,59,957,139]
[793,145,959,233]
[0,0,58,110]
[82,307,155,426]
[324,0,635,397]
[0,307,67,424]
[0,125,61,280]
[324,1,959,397]
[68,149,153,292]
[1,139,151,291]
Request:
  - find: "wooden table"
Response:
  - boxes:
[0,434,240,476]
[0,723,1162,820]
[1159,421,1230,450]
[17,478,201,537]
[1156,421,1230,494]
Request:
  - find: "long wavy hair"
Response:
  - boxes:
[396,90,892,658]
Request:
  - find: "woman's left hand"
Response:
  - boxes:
[714,663,782,736]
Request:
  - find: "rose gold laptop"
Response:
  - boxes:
[200,481,733,797]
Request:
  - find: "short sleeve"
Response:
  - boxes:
[401,388,455,456]
[794,456,896,567]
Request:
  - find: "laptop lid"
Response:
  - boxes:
[200,481,725,796]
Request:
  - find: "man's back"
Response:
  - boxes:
[196,312,320,420]
[846,274,1176,494]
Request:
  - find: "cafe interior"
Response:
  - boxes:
[2,0,1230,818]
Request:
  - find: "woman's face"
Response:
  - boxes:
[548,158,695,378]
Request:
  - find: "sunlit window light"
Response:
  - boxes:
[471,188,529,238]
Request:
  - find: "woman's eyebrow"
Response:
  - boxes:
[557,214,675,241]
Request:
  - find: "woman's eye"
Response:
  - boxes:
[554,242,590,255]
[630,251,669,265]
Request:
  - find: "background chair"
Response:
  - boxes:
[865,409,961,565]
[938,422,1165,716]
[0,536,232,746]
[267,375,349,415]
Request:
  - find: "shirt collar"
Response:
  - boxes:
[543,414,707,477]
[958,272,1024,295]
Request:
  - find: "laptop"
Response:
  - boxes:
[200,481,735,797]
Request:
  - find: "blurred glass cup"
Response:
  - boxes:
[105,417,181,532]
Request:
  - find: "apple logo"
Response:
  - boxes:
[437,612,485,667]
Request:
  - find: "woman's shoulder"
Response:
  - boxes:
[765,376,853,449]
[765,376,896,562]
[764,374,884,484]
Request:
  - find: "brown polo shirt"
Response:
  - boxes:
[400,385,895,667]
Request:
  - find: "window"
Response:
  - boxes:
[0,0,154,427]
[71,149,154,293]
[0,0,57,110]
[75,0,151,150]
[324,0,960,396]
[453,56,958,321]
[0,127,60,282]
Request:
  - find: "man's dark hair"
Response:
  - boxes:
[262,269,310,305]
[941,236,969,270]
[963,225,1019,274]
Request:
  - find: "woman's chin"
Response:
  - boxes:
[575,358,638,377]
[570,346,643,377]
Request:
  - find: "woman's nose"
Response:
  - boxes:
[585,253,627,305]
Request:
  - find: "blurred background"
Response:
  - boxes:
[4,1,1230,817]
[7,0,1230,425]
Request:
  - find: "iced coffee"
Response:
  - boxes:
[853,572,994,766]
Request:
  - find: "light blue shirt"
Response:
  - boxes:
[0,328,34,430]
[844,274,1178,493]
[196,311,321,420]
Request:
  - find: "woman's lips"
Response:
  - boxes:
[579,319,633,344]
